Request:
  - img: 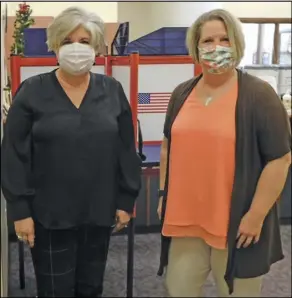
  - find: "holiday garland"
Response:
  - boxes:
[10,2,35,55]
[3,2,34,121]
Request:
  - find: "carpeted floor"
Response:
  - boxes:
[9,225,291,297]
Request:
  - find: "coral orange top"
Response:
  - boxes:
[162,82,238,249]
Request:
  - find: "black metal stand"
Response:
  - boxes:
[126,217,135,297]
[18,240,25,289]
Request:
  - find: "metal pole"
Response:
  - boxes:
[1,2,9,297]
[126,218,135,297]
[126,51,139,297]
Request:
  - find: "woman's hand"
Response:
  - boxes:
[113,210,131,232]
[157,197,163,220]
[14,217,35,248]
[236,211,264,249]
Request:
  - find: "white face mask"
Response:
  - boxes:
[58,43,95,75]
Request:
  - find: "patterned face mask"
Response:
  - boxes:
[198,45,235,74]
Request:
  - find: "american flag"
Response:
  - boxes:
[138,92,171,113]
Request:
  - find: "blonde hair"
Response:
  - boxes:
[186,9,245,66]
[46,6,105,53]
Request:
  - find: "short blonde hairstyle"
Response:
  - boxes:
[47,6,105,53]
[186,9,245,66]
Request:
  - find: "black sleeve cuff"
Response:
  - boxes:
[116,192,136,215]
[6,199,32,221]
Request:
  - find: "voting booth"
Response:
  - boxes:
[9,56,292,234]
[11,54,200,144]
[7,26,292,295]
[7,55,292,298]
[9,53,201,226]
[5,22,291,297]
[9,53,201,229]
[8,53,201,296]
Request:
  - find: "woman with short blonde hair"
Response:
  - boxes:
[46,6,105,54]
[157,9,291,297]
[2,6,141,297]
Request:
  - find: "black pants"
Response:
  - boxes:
[31,222,112,297]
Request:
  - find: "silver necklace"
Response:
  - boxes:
[205,96,213,106]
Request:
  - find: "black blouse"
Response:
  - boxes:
[1,70,141,229]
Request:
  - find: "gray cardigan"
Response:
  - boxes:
[158,70,291,294]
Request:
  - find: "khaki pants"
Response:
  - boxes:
[165,237,262,297]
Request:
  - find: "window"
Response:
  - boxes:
[240,18,291,66]
[279,24,291,65]
[240,23,259,67]
[260,24,275,65]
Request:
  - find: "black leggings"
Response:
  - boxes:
[31,222,112,297]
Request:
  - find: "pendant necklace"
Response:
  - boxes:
[205,96,213,106]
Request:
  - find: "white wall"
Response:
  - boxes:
[146,2,223,38]
[118,1,292,41]
[118,2,223,41]
[222,1,292,18]
[6,1,291,25]
[117,2,151,41]
[6,1,118,21]
[148,2,222,27]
